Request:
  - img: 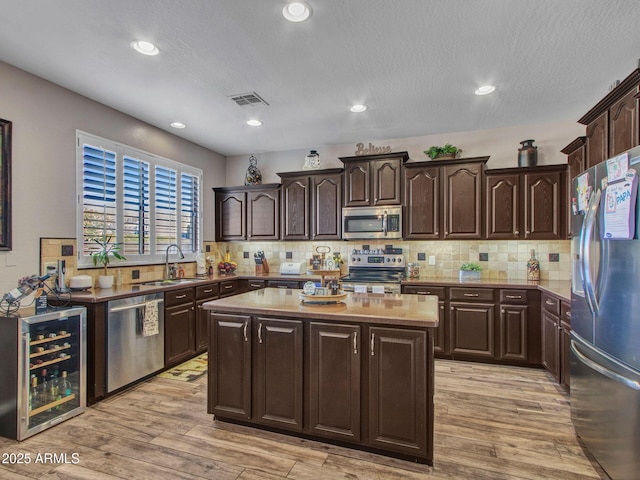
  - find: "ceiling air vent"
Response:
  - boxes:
[229,92,269,107]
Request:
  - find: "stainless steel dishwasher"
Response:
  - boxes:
[106,292,164,392]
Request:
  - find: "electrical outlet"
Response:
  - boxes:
[428,255,436,265]
[61,245,74,256]
[44,262,58,276]
[286,251,293,259]
[549,253,560,262]
[243,251,249,259]
[205,244,211,252]
[479,252,489,261]
[132,269,140,280]
[417,252,426,261]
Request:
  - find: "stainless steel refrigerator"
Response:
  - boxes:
[571,144,640,480]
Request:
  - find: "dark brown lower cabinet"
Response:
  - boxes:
[254,317,304,431]
[450,302,495,358]
[309,322,361,441]
[165,288,196,367]
[208,312,433,464]
[541,309,560,381]
[195,284,219,354]
[499,305,528,362]
[369,327,429,459]
[401,286,447,355]
[209,313,252,419]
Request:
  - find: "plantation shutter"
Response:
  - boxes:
[180,172,200,253]
[123,156,150,255]
[155,165,178,254]
[81,143,117,257]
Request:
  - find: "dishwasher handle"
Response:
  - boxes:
[109,298,164,313]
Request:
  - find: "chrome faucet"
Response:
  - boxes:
[165,243,185,279]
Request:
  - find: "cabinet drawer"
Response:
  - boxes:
[449,288,494,302]
[403,285,446,300]
[542,293,560,316]
[561,301,571,326]
[165,287,195,308]
[499,289,528,304]
[267,280,301,290]
[219,280,239,297]
[196,283,219,300]
[247,280,266,290]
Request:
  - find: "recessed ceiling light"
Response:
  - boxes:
[247,119,263,127]
[474,85,496,96]
[131,40,159,56]
[170,122,186,129]
[350,104,367,113]
[282,2,312,22]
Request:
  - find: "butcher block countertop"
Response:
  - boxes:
[203,287,439,328]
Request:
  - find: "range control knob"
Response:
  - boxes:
[397,257,403,263]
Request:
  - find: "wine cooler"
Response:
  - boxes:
[0,306,87,440]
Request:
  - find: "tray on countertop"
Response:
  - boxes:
[299,291,347,304]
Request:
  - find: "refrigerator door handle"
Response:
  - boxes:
[581,188,601,316]
[571,340,640,391]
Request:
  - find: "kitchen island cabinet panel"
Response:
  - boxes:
[205,289,437,464]
[368,326,429,459]
[209,313,252,419]
[309,322,360,441]
[254,317,303,431]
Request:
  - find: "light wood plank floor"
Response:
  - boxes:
[0,360,609,479]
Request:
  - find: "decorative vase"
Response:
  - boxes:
[303,149,320,170]
[244,155,262,185]
[98,275,114,289]
[518,140,538,167]
[527,249,540,281]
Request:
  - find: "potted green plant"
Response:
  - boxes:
[424,143,462,160]
[459,262,482,282]
[91,235,126,288]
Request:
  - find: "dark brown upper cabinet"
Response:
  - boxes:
[579,68,640,169]
[214,184,280,241]
[404,157,488,240]
[561,137,586,238]
[277,168,343,240]
[340,151,408,207]
[484,165,567,240]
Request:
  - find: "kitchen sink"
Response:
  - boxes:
[141,278,201,286]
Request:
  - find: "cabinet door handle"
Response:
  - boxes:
[464,293,479,297]
[514,230,519,235]
[506,295,522,299]
[370,332,375,356]
[526,230,531,235]
[501,309,505,314]
[435,231,439,235]
[224,285,233,290]
[258,323,263,344]
[417,291,430,295]
[243,321,248,342]
[250,283,262,288]
[450,306,454,311]
[566,311,572,318]
[545,300,555,306]
[277,285,288,289]
[197,304,202,309]
[203,288,213,294]
[175,294,187,299]
[353,332,358,355]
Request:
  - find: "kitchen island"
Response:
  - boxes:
[203,288,439,465]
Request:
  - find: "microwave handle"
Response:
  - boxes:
[383,210,388,236]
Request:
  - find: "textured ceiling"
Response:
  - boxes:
[0,0,639,156]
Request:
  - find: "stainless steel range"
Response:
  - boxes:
[340,249,404,294]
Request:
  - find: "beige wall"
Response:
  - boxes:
[0,61,227,296]
[225,121,585,185]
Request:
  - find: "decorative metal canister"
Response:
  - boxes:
[518,139,538,167]
[407,262,420,279]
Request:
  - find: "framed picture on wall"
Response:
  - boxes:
[0,118,12,250]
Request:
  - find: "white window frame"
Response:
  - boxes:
[76,131,203,269]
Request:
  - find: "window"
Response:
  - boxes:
[77,131,203,268]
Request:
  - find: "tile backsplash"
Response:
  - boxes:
[41,237,570,287]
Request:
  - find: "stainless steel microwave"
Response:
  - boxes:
[342,206,403,240]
